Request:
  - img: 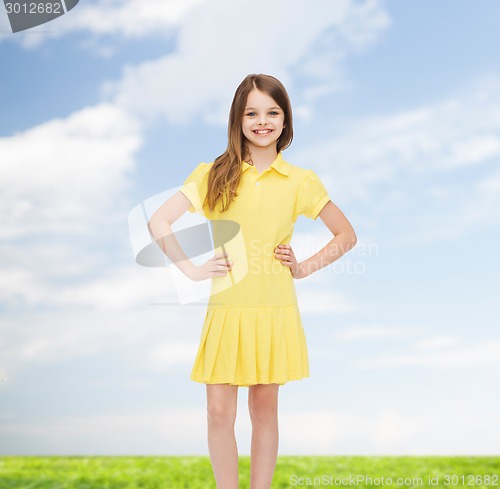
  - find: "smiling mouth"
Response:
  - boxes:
[253,129,273,135]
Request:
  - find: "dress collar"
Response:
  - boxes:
[242,152,290,176]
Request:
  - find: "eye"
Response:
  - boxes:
[269,111,279,116]
[246,111,256,117]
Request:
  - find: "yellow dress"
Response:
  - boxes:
[179,152,331,387]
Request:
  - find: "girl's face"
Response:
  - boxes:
[241,89,286,154]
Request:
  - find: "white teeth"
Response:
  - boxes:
[254,129,272,134]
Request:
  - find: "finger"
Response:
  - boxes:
[212,267,229,276]
[210,269,225,277]
[216,255,232,263]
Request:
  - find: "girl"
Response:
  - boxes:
[148,74,357,489]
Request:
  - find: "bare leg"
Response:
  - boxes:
[206,383,239,489]
[248,383,280,489]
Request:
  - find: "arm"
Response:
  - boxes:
[147,191,232,280]
[299,200,357,278]
[147,191,198,277]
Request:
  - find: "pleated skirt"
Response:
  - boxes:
[190,304,310,387]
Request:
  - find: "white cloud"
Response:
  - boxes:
[296,79,500,201]
[0,264,183,310]
[462,169,500,226]
[447,134,500,167]
[0,0,207,49]
[104,0,390,126]
[268,229,360,314]
[145,339,199,370]
[0,102,153,384]
[0,301,204,382]
[2,404,499,455]
[72,0,205,36]
[414,335,459,350]
[0,102,142,238]
[357,338,500,369]
[333,324,424,340]
[0,102,149,352]
[297,289,356,314]
[0,408,208,455]
[279,406,500,455]
[291,75,500,243]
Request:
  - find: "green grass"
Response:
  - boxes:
[0,456,499,488]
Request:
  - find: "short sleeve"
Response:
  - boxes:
[179,162,211,214]
[294,169,331,220]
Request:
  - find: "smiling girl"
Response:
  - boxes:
[148,73,357,489]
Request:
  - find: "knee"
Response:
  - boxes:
[207,402,236,427]
[249,399,277,425]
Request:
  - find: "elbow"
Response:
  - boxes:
[147,216,172,237]
[147,217,155,236]
[349,230,357,249]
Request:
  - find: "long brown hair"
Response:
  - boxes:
[203,73,294,213]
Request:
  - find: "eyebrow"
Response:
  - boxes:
[245,106,282,111]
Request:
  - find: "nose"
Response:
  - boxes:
[258,115,268,125]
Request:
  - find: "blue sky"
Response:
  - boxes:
[1,0,500,456]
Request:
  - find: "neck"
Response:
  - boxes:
[244,144,279,167]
